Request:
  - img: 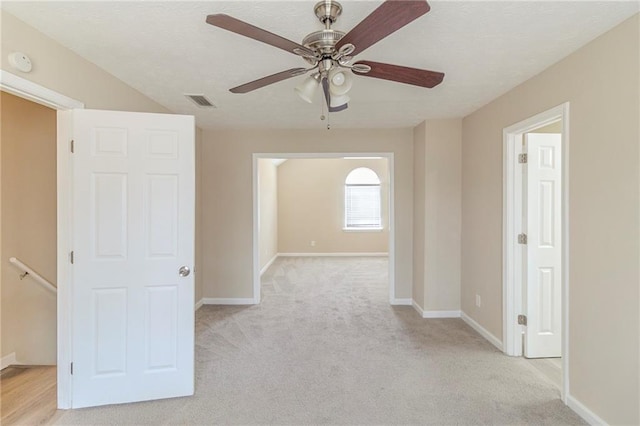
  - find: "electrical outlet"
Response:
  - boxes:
[475,294,481,307]
[310,240,316,247]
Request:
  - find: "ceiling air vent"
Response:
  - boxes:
[184,94,216,108]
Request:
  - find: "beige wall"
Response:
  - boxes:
[413,120,462,312]
[0,12,207,360]
[278,158,388,254]
[1,92,57,364]
[531,120,562,134]
[461,14,639,425]
[1,11,169,113]
[412,123,426,306]
[195,128,203,303]
[201,128,413,300]
[423,119,462,311]
[258,159,278,269]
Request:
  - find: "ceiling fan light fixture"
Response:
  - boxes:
[329,93,350,108]
[207,0,445,117]
[328,68,353,96]
[295,74,320,103]
[332,71,345,86]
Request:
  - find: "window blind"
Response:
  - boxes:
[345,184,381,228]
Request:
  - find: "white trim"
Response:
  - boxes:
[57,110,74,410]
[0,70,84,110]
[502,102,570,403]
[412,300,425,315]
[201,298,257,305]
[390,298,412,306]
[260,254,279,276]
[253,152,396,306]
[562,108,571,404]
[342,227,384,232]
[195,298,204,311]
[461,311,504,351]
[278,252,388,257]
[412,301,461,318]
[3,71,85,410]
[566,395,608,426]
[1,352,18,369]
[424,310,461,319]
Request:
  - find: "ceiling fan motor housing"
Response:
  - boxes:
[314,0,342,24]
[302,29,345,58]
[303,0,346,65]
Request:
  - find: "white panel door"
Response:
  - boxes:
[524,133,562,358]
[70,109,194,408]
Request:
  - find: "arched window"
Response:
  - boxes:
[344,167,382,229]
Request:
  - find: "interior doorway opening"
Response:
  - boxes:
[253,153,396,305]
[0,83,64,424]
[1,70,84,410]
[502,103,570,401]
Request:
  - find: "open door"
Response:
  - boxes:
[66,109,195,408]
[524,133,562,358]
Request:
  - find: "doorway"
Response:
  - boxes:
[502,103,570,400]
[253,153,396,305]
[1,70,84,410]
[0,75,83,422]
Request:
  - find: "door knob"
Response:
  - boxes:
[178,266,191,277]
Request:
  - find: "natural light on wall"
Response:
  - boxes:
[344,167,382,230]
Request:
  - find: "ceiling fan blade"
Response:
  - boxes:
[336,0,431,56]
[322,78,348,112]
[353,61,444,88]
[206,14,315,57]
[230,68,307,94]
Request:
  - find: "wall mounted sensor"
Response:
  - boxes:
[8,52,32,73]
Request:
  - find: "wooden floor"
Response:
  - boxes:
[1,366,58,425]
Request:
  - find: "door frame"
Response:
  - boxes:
[0,70,84,409]
[252,153,396,304]
[502,102,570,402]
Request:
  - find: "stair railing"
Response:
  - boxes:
[8,257,57,294]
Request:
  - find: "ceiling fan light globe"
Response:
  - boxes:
[332,72,345,86]
[329,68,353,96]
[329,93,350,108]
[295,76,320,103]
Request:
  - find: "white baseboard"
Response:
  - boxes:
[278,252,388,257]
[195,298,204,311]
[424,310,461,318]
[412,301,461,318]
[202,298,257,305]
[566,394,608,426]
[461,311,503,351]
[412,300,424,316]
[260,254,279,276]
[1,352,17,369]
[390,298,412,305]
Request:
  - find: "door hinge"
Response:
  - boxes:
[518,233,527,244]
[518,153,527,163]
[70,362,74,375]
[70,251,74,264]
[70,139,74,153]
[518,314,527,326]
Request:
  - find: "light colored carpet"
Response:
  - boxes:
[54,257,584,425]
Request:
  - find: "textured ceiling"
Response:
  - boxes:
[2,1,638,129]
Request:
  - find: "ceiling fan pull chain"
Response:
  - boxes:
[320,91,326,122]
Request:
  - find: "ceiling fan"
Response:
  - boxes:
[206,0,444,113]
